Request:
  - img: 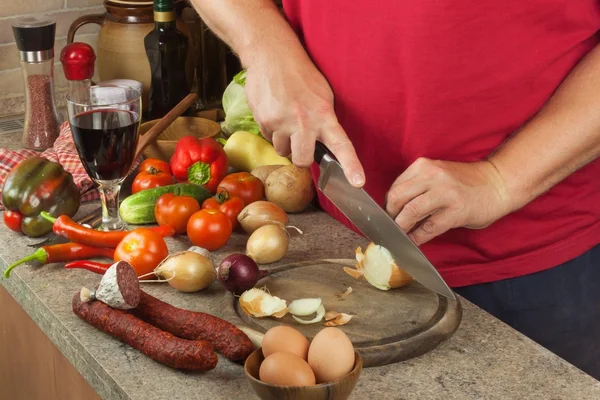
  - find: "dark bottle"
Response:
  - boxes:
[144,0,190,120]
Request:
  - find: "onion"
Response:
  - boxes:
[292,305,326,325]
[288,298,322,316]
[238,201,288,234]
[239,287,288,318]
[246,224,289,264]
[145,247,216,293]
[344,243,413,290]
[218,254,269,295]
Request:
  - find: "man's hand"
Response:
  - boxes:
[385,158,512,245]
[244,59,365,187]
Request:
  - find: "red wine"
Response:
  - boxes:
[70,109,139,181]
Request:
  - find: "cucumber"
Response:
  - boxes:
[120,183,211,224]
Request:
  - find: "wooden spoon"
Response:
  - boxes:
[135,92,199,159]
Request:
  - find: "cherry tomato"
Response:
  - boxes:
[139,158,172,175]
[114,228,169,277]
[155,193,201,234]
[187,209,232,251]
[202,194,245,230]
[132,169,174,194]
[217,172,264,205]
[4,210,23,233]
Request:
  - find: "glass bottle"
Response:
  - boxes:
[12,16,61,151]
[60,42,96,105]
[144,0,191,120]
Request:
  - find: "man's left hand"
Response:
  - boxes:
[385,158,512,245]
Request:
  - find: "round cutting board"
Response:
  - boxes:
[221,260,462,368]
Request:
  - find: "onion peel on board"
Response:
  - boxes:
[344,244,413,291]
[239,287,288,318]
[323,311,353,326]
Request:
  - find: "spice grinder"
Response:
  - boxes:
[12,16,61,150]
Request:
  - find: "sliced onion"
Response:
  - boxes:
[292,304,325,325]
[288,298,322,316]
[344,244,413,291]
[239,288,288,318]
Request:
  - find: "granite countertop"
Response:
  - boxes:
[1,131,600,399]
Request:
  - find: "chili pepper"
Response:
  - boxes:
[3,243,115,278]
[170,136,228,193]
[39,212,176,248]
[64,260,112,275]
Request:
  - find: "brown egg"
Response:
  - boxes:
[259,352,316,386]
[308,327,355,383]
[262,325,310,360]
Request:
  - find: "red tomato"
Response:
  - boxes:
[155,193,201,234]
[217,172,264,205]
[132,169,174,194]
[139,158,172,175]
[202,195,245,230]
[187,209,232,251]
[3,210,23,232]
[114,228,169,277]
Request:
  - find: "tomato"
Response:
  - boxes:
[139,158,172,175]
[132,169,174,194]
[202,194,245,230]
[187,209,232,251]
[155,193,201,234]
[217,172,264,205]
[3,210,23,232]
[114,228,169,277]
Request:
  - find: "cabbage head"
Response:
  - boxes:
[221,70,262,137]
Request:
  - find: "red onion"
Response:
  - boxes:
[217,254,269,295]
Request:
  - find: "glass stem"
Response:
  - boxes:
[97,182,123,231]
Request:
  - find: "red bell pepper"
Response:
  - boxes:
[170,136,228,193]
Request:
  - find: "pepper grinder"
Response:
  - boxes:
[60,42,96,105]
[12,16,61,151]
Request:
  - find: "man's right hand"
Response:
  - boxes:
[244,56,366,187]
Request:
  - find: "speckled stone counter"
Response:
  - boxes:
[1,199,600,400]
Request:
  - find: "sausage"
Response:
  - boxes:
[130,291,255,362]
[115,261,140,308]
[72,293,218,371]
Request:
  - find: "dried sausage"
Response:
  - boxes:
[72,293,218,371]
[131,291,255,362]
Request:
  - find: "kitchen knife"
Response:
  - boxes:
[314,142,456,300]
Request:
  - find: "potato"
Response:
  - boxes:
[265,165,315,213]
[251,165,285,186]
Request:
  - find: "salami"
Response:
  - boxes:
[81,261,141,310]
[131,291,255,362]
[72,293,218,371]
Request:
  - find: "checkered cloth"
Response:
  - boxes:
[0,121,141,210]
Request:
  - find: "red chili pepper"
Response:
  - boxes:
[64,260,112,275]
[170,136,228,193]
[3,243,114,278]
[39,211,176,248]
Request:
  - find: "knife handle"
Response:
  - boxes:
[314,141,331,164]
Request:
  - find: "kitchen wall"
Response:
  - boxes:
[0,1,104,118]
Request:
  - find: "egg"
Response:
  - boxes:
[259,352,316,386]
[308,327,355,383]
[262,326,310,360]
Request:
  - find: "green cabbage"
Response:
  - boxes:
[221,70,262,137]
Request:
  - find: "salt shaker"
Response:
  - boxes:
[12,16,61,151]
[60,42,96,105]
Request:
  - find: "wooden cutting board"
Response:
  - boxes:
[220,260,462,368]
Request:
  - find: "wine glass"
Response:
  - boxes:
[66,85,142,231]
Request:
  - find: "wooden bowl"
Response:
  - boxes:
[139,116,221,162]
[244,348,363,400]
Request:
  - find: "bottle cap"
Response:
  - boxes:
[60,42,96,81]
[154,0,174,12]
[12,16,56,61]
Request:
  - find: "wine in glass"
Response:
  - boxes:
[67,85,141,231]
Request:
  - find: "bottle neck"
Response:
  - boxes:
[154,10,176,27]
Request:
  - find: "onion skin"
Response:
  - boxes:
[237,201,289,234]
[246,224,289,264]
[218,254,269,295]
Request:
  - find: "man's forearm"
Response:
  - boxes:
[488,44,600,212]
[189,0,307,67]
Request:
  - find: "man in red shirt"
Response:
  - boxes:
[192,1,600,378]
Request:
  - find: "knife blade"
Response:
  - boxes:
[314,142,456,300]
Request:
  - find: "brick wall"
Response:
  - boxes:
[0,0,104,117]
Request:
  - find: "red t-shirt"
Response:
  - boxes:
[282,0,600,287]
